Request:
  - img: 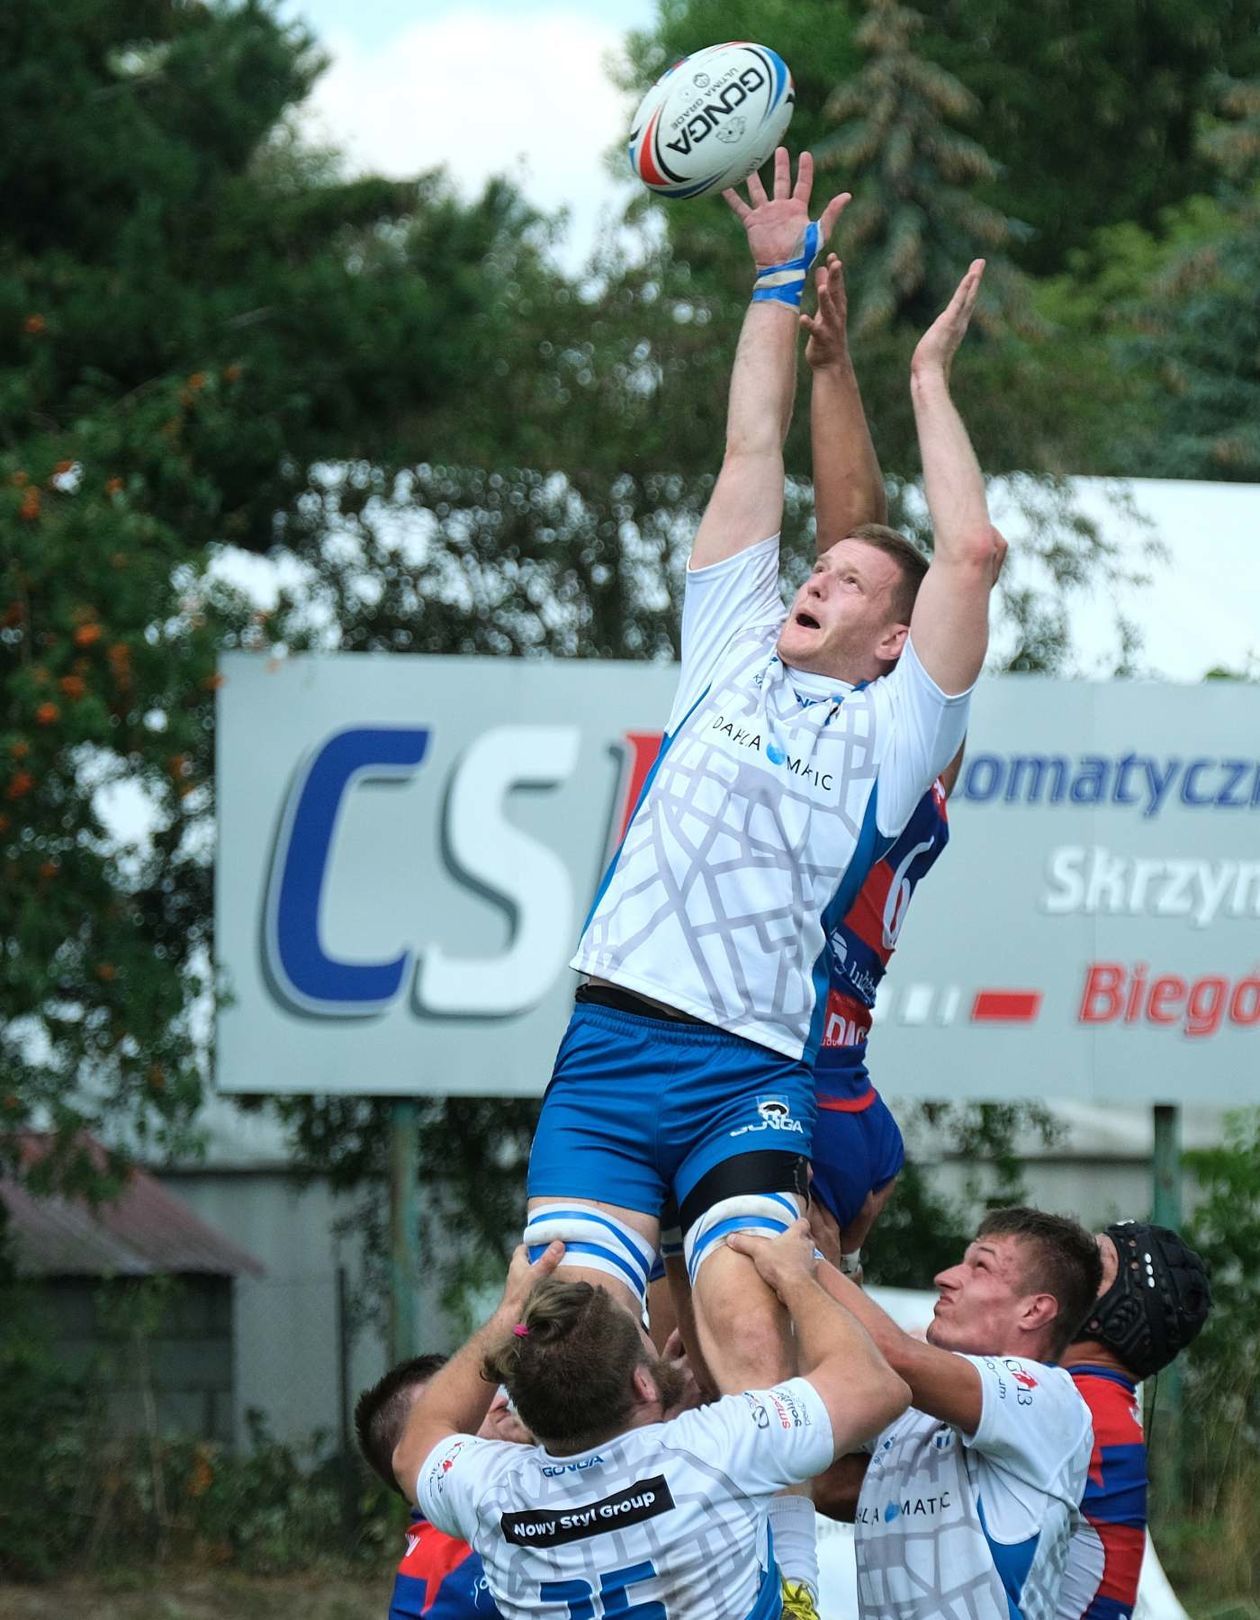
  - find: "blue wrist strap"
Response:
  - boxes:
[751,219,825,309]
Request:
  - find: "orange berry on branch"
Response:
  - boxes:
[58,675,87,700]
[35,702,59,726]
[19,488,40,521]
[6,771,34,800]
[74,623,103,647]
[22,314,45,335]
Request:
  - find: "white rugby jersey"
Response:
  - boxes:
[417,1379,834,1620]
[572,536,971,1060]
[854,1356,1092,1620]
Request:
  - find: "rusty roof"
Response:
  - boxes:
[1,1136,264,1279]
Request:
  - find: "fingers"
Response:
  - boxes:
[745,166,769,208]
[529,1239,564,1277]
[946,258,985,322]
[725,1229,766,1260]
[818,190,851,242]
[722,186,751,222]
[772,145,791,200]
[791,147,813,202]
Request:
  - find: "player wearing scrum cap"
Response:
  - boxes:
[525,145,1002,1405]
[393,1226,909,1620]
[1057,1222,1211,1620]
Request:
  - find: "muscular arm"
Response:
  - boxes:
[689,299,799,570]
[392,1243,561,1501]
[690,150,849,570]
[812,1260,983,1435]
[727,1219,910,1452]
[806,255,887,550]
[906,261,1001,696]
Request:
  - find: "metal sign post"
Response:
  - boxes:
[1151,1103,1184,1515]
[389,1099,421,1365]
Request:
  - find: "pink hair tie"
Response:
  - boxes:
[512,1323,530,1338]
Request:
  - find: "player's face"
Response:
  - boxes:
[478,1388,532,1445]
[1096,1233,1119,1297]
[927,1234,1035,1354]
[777,539,908,682]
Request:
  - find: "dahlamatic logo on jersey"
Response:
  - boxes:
[500,1476,676,1546]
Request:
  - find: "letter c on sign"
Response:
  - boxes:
[265,726,430,1014]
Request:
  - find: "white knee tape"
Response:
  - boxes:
[683,1191,803,1285]
[524,1204,656,1307]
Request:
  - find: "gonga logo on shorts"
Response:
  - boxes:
[730,1096,805,1138]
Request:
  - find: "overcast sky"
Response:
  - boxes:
[274,0,1260,683]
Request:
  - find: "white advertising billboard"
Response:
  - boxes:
[215,652,1260,1104]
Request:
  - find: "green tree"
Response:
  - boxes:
[1184,1111,1260,1517]
[815,0,1018,337]
[917,0,1260,275]
[0,0,575,1199]
[1122,74,1260,480]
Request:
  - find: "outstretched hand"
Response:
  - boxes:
[802,254,851,370]
[723,148,849,271]
[912,259,985,383]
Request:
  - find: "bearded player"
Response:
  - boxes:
[526,147,1002,1395]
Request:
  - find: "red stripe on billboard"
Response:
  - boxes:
[971,990,1043,1023]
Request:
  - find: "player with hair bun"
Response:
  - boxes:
[393,1227,910,1620]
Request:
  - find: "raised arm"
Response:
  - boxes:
[690,150,849,570]
[905,260,1002,695]
[728,1219,910,1453]
[392,1241,562,1501]
[805,254,887,550]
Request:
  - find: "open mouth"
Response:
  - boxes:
[795,611,820,630]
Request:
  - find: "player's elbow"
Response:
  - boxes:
[822,1363,911,1453]
[872,1368,912,1433]
[936,524,1000,572]
[846,1366,911,1449]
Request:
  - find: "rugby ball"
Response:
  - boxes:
[628,41,795,199]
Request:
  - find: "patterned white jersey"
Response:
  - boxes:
[417,1378,834,1620]
[572,537,971,1060]
[854,1356,1092,1620]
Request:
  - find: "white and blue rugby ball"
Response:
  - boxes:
[628,41,795,200]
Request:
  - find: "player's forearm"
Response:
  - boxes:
[811,360,886,549]
[392,1307,509,1491]
[815,1262,981,1431]
[780,1272,910,1443]
[813,1261,913,1367]
[909,368,994,570]
[723,300,800,461]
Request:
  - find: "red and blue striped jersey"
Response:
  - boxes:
[1056,1366,1147,1620]
[815,779,949,1105]
[390,1512,502,1620]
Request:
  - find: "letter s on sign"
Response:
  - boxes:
[266,727,430,1015]
[414,726,580,1017]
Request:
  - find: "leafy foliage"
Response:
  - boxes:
[1185,1110,1260,1487]
[0,0,569,1195]
[815,0,1019,335]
